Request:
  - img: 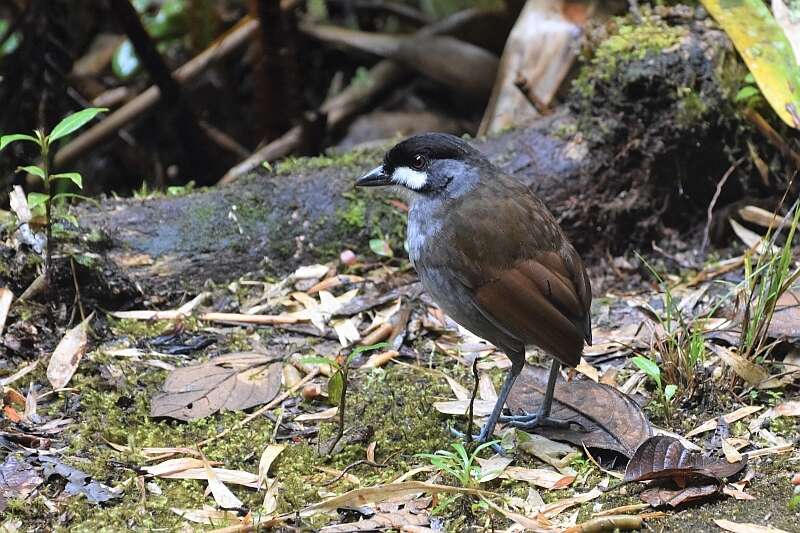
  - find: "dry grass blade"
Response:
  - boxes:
[0,361,38,387]
[200,451,243,509]
[257,444,285,488]
[47,313,93,389]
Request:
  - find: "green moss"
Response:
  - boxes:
[275,147,379,176]
[676,86,709,128]
[571,14,688,100]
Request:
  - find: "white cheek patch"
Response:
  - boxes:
[391,166,428,190]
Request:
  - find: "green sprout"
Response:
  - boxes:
[1,107,106,282]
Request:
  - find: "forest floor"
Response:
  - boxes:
[1,210,800,533]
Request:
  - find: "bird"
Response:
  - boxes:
[355,132,592,443]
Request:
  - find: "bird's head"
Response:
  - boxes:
[356,133,482,195]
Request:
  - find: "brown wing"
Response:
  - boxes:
[443,176,592,366]
[472,252,590,367]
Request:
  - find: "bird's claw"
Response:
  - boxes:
[498,413,585,432]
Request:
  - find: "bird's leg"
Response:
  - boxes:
[499,359,579,430]
[474,359,523,443]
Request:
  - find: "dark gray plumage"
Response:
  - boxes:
[357,133,592,442]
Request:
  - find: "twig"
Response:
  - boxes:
[466,356,480,443]
[514,73,549,114]
[320,458,390,486]
[701,157,745,253]
[69,257,86,323]
[54,16,259,168]
[198,369,319,447]
[324,366,348,456]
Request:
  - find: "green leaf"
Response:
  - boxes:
[735,85,761,103]
[347,341,389,363]
[328,370,344,406]
[631,355,661,384]
[27,192,50,210]
[112,40,141,80]
[700,0,800,128]
[299,356,339,370]
[49,108,108,142]
[51,172,83,189]
[1,134,39,151]
[369,238,393,257]
[664,384,678,402]
[17,165,45,179]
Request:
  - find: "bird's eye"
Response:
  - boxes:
[410,154,427,171]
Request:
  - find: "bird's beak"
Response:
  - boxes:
[356,165,391,187]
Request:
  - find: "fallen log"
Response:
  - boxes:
[9,10,788,300]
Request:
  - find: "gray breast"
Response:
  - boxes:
[406,199,522,354]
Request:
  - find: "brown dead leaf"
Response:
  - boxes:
[150,353,282,421]
[767,290,800,341]
[712,345,769,386]
[714,519,791,533]
[507,365,652,457]
[624,436,746,485]
[47,314,92,390]
[640,482,719,507]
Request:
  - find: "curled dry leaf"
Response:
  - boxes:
[507,365,653,457]
[257,444,286,488]
[47,313,93,390]
[150,353,282,421]
[624,436,746,485]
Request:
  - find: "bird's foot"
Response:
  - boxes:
[498,412,584,431]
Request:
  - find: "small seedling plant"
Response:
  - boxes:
[416,440,501,489]
[631,355,676,423]
[302,341,388,455]
[1,107,106,280]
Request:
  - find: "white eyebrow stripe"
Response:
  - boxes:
[391,166,428,190]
